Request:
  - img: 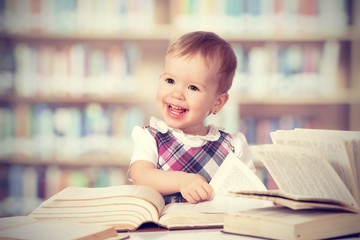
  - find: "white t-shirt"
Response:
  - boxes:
[130,117,255,175]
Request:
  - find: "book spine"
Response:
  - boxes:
[0,43,16,95]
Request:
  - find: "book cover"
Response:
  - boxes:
[224,206,360,240]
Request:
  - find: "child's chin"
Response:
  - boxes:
[163,118,184,129]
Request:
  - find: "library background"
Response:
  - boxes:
[0,0,359,217]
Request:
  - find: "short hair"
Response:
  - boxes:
[166,31,237,94]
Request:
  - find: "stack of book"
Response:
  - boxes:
[223,129,360,239]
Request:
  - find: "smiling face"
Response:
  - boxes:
[156,53,228,136]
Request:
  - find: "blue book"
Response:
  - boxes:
[0,46,16,95]
[32,104,53,137]
[126,108,144,138]
[8,165,24,200]
[225,0,244,16]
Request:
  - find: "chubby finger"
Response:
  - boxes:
[183,191,197,204]
[196,185,209,201]
[201,183,214,200]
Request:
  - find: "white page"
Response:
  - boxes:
[252,144,358,209]
[294,128,360,203]
[271,129,359,205]
[210,151,267,194]
[163,152,272,214]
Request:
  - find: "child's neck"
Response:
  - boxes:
[182,126,209,136]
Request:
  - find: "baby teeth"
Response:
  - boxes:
[169,104,187,114]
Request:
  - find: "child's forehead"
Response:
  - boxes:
[165,51,220,70]
[164,53,220,86]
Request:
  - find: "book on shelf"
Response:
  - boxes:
[172,0,349,35]
[2,0,155,34]
[232,41,341,99]
[12,43,140,98]
[28,152,272,231]
[239,115,318,145]
[223,206,360,240]
[0,215,123,240]
[230,129,360,213]
[0,103,145,161]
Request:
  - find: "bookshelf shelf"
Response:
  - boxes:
[0,95,152,104]
[0,27,172,42]
[1,30,355,43]
[1,93,356,106]
[224,32,353,42]
[0,157,129,168]
[234,93,356,105]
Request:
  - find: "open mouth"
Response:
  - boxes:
[167,104,188,115]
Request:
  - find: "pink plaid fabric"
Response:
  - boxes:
[146,126,234,203]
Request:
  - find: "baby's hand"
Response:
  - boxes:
[179,173,214,204]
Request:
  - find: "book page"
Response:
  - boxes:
[347,133,360,194]
[252,144,358,209]
[294,129,360,203]
[0,216,38,230]
[271,129,359,205]
[232,191,360,213]
[210,151,267,194]
[31,185,165,231]
[162,152,272,215]
[39,185,165,215]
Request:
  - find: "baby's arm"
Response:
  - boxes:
[130,160,213,204]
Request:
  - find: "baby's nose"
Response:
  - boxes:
[171,87,185,100]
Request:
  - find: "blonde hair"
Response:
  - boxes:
[166,31,237,94]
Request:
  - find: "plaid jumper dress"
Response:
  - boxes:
[146,126,235,204]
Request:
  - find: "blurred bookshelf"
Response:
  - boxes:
[0,0,359,216]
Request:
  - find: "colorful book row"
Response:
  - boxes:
[0,102,319,160]
[173,0,350,35]
[0,103,145,160]
[231,41,340,98]
[0,0,155,34]
[0,42,141,97]
[0,41,341,99]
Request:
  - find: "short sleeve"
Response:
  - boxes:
[130,126,158,166]
[232,132,256,172]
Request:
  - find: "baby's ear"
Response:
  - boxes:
[212,92,229,113]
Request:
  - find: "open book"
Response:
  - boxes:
[29,152,272,231]
[0,216,121,240]
[230,129,360,213]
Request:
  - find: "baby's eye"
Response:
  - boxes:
[188,85,199,91]
[166,78,175,84]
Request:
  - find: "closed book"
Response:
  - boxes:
[223,206,360,240]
